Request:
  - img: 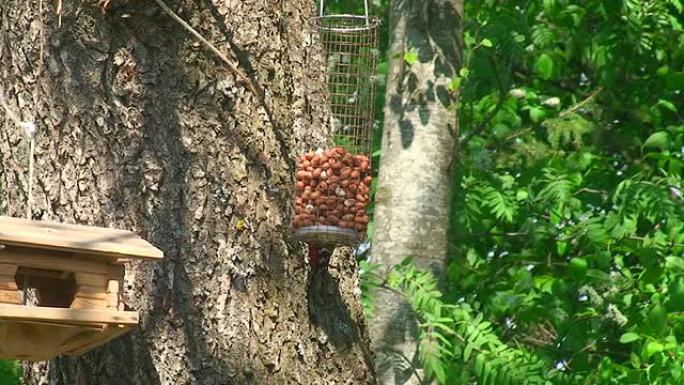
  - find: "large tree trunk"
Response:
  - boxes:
[369,0,463,384]
[0,1,375,384]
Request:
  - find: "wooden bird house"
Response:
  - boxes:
[0,216,163,361]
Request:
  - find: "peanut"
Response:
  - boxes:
[294,148,372,234]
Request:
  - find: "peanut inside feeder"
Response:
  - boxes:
[294,147,371,246]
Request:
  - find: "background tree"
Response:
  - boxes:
[368,0,463,384]
[363,1,684,384]
[0,1,375,384]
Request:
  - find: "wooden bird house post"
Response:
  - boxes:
[0,216,163,361]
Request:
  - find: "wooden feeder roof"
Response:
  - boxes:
[0,216,163,261]
[0,216,163,361]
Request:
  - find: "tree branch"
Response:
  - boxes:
[559,87,603,117]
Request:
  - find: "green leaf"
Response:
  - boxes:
[463,342,474,362]
[534,53,554,80]
[643,131,669,149]
[481,38,493,48]
[644,341,664,358]
[515,189,528,201]
[403,49,419,65]
[586,269,611,282]
[666,256,684,271]
[619,332,641,343]
[657,99,678,113]
[569,257,587,279]
[448,77,462,92]
[529,106,547,122]
[647,305,668,336]
[543,0,556,13]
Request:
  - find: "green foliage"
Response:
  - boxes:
[0,361,20,385]
[362,0,684,384]
[382,260,569,384]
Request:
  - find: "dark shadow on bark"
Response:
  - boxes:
[119,4,257,385]
[31,6,164,385]
[32,2,252,384]
[307,265,360,349]
[195,0,295,166]
[386,0,462,152]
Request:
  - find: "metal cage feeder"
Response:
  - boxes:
[311,4,380,156]
[293,3,379,249]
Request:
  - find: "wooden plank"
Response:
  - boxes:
[0,216,163,260]
[72,272,108,309]
[0,230,162,261]
[0,217,149,245]
[0,304,139,325]
[1,319,106,331]
[0,264,19,304]
[74,272,107,288]
[0,290,21,304]
[0,271,17,291]
[71,296,108,310]
[0,263,18,276]
[61,324,133,356]
[0,216,132,235]
[106,279,120,309]
[0,321,74,361]
[0,249,117,274]
[0,321,116,361]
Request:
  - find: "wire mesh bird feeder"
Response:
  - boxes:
[314,1,379,155]
[292,2,379,248]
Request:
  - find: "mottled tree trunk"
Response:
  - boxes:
[0,1,375,384]
[369,0,463,384]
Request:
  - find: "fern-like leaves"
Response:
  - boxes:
[387,261,570,385]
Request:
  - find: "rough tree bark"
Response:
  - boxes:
[0,0,375,384]
[369,0,463,384]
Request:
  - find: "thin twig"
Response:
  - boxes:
[504,127,532,142]
[572,187,607,196]
[39,0,45,65]
[502,87,604,143]
[152,0,264,106]
[559,87,603,117]
[56,0,63,27]
[452,231,528,241]
[27,136,35,219]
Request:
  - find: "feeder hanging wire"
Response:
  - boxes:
[319,0,370,25]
